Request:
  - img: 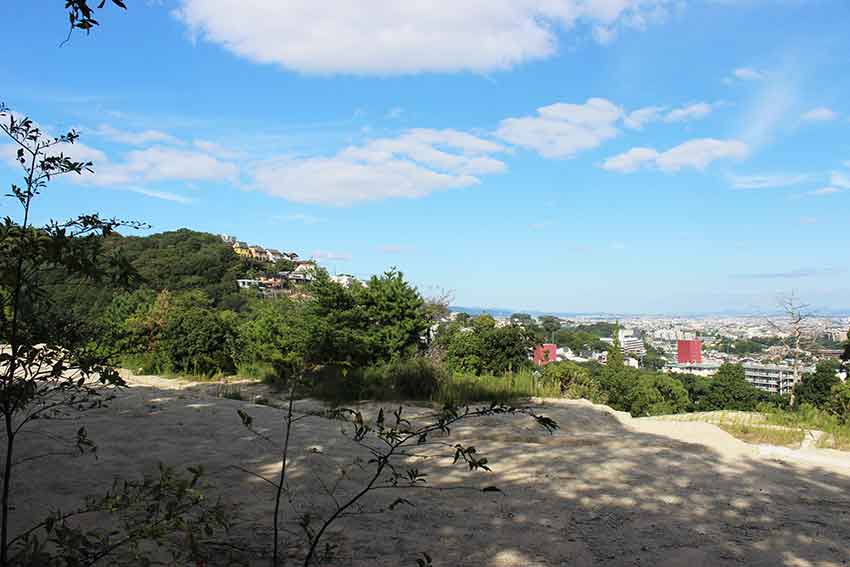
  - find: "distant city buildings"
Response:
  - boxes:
[669,361,816,395]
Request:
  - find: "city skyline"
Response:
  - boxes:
[2,1,849,313]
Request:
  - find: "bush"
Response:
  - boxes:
[308,358,445,401]
[541,361,607,403]
[630,373,690,416]
[385,358,445,399]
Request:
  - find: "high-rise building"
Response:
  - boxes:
[677,339,702,364]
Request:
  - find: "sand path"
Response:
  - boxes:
[9,374,850,566]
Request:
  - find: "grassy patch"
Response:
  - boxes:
[717,423,805,448]
[434,370,560,406]
[216,383,245,401]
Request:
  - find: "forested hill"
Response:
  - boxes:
[104,229,244,305]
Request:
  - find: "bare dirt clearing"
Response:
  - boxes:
[11,373,850,566]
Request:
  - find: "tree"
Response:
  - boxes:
[794,359,841,409]
[234,298,309,381]
[842,329,850,370]
[703,364,762,411]
[606,324,624,369]
[630,373,690,416]
[63,0,127,35]
[828,381,850,423]
[642,344,667,371]
[357,268,428,363]
[539,315,561,343]
[768,294,813,406]
[0,106,141,562]
[542,361,607,403]
[676,373,712,411]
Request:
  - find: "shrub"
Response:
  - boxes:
[385,357,446,399]
[630,373,690,416]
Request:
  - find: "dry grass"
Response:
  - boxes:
[717,423,805,448]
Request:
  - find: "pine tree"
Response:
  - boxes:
[607,323,625,369]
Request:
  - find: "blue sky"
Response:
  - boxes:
[2,0,848,313]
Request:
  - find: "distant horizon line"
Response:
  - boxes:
[450,305,850,319]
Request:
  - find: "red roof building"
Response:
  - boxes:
[533,344,558,366]
[677,339,702,364]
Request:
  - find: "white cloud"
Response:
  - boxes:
[379,244,415,254]
[831,171,850,189]
[251,128,506,205]
[496,98,622,158]
[733,67,765,81]
[311,250,351,261]
[284,213,325,224]
[600,147,658,172]
[664,102,712,123]
[728,173,810,189]
[80,146,239,186]
[174,0,677,75]
[800,216,818,225]
[808,187,842,196]
[127,187,194,203]
[192,139,244,160]
[94,124,181,146]
[603,138,749,173]
[623,106,665,130]
[385,107,404,120]
[801,107,837,122]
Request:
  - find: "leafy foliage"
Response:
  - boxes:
[435,315,533,375]
[794,359,842,409]
[630,373,690,416]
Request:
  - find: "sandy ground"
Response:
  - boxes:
[10,373,850,566]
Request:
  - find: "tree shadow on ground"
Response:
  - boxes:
[9,383,850,566]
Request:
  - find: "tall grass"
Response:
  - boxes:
[434,370,560,406]
[758,404,850,450]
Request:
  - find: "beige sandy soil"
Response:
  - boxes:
[11,373,850,566]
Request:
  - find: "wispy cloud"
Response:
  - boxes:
[830,171,850,189]
[311,250,351,261]
[732,67,766,81]
[284,212,325,224]
[739,73,798,149]
[378,244,415,254]
[603,139,749,173]
[94,124,181,146]
[732,268,840,279]
[808,186,843,197]
[664,102,713,123]
[126,187,194,204]
[801,107,837,122]
[728,172,810,189]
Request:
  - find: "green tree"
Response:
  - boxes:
[642,344,667,371]
[0,107,139,562]
[843,329,850,369]
[630,373,690,416]
[828,381,850,423]
[676,373,712,411]
[234,298,308,381]
[703,364,762,411]
[794,359,841,409]
[606,324,625,369]
[539,315,561,343]
[357,268,428,363]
